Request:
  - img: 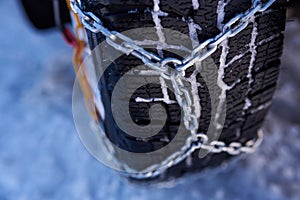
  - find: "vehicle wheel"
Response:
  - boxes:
[80,0,287,183]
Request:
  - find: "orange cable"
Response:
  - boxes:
[66,0,99,121]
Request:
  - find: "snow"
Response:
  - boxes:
[242,16,258,112]
[151,0,176,107]
[247,17,258,86]
[135,97,177,104]
[186,16,202,119]
[213,39,231,130]
[192,0,200,10]
[159,76,176,104]
[0,0,299,199]
[151,0,168,57]
[186,72,202,118]
[187,17,202,47]
[217,0,231,30]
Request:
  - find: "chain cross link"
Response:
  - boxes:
[69,0,275,179]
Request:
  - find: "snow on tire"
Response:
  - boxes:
[80,0,287,183]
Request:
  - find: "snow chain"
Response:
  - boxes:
[67,0,276,179]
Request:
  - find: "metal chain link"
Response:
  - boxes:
[69,0,275,179]
[129,129,264,179]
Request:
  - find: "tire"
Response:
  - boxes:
[20,0,71,29]
[80,0,287,183]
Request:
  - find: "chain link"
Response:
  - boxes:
[178,0,276,73]
[69,0,275,179]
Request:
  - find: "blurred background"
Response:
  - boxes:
[0,0,299,199]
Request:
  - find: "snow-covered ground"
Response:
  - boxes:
[0,0,299,199]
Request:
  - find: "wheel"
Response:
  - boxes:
[79,0,287,183]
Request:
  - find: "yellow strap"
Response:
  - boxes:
[66,0,99,121]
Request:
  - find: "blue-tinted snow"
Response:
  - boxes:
[0,1,299,199]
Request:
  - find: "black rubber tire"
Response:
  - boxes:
[20,0,71,29]
[81,0,287,183]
